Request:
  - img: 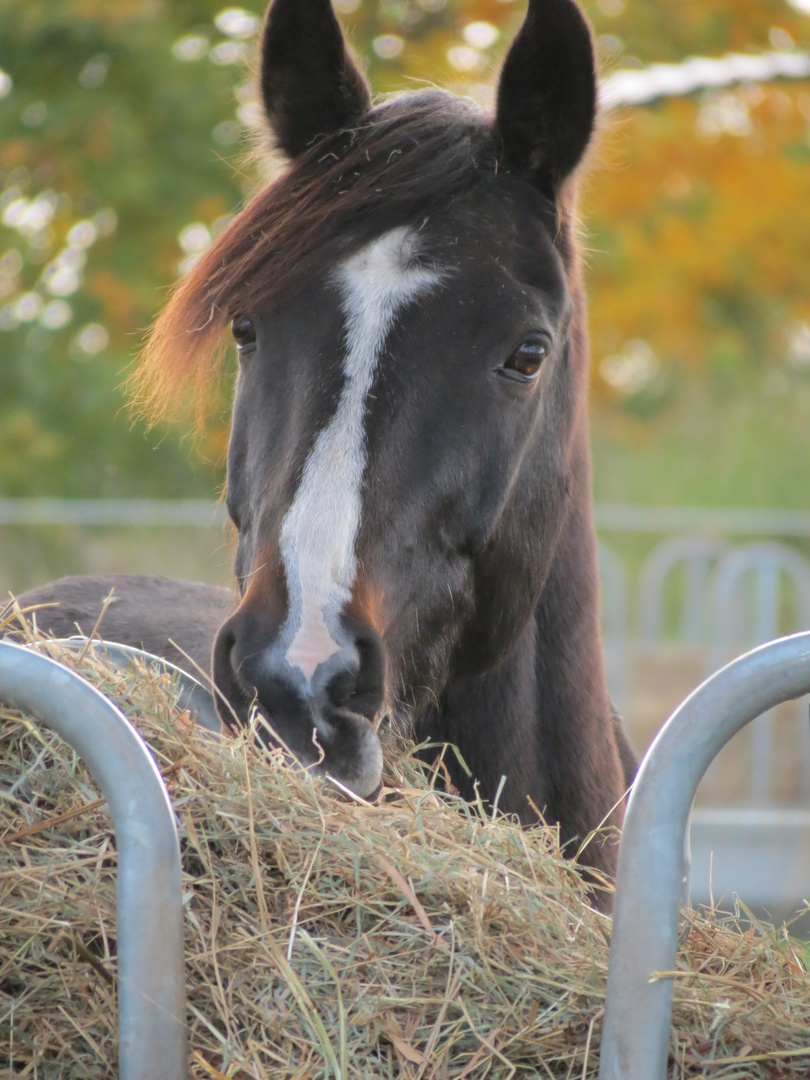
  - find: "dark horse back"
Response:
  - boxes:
[8,574,234,677]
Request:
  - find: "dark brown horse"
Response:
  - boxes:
[11,0,635,902]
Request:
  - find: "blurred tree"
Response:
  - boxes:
[0,0,808,497]
[588,82,810,412]
[0,0,253,496]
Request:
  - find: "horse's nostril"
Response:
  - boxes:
[327,667,357,707]
[337,624,385,718]
[211,618,256,731]
[356,627,385,688]
[212,626,235,681]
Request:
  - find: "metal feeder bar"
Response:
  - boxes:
[0,640,187,1080]
[599,631,810,1079]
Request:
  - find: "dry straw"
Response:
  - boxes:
[2,611,810,1078]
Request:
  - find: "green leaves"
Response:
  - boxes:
[0,0,254,495]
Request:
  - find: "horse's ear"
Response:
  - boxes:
[259,0,371,159]
[494,0,597,196]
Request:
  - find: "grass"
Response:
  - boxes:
[591,376,810,510]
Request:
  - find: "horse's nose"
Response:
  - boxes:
[212,605,386,720]
[211,602,385,796]
[320,614,386,718]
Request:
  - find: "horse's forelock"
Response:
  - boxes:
[130,91,554,428]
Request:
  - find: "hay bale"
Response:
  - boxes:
[2,620,810,1078]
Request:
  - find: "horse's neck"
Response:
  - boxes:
[423,438,625,860]
[530,492,623,809]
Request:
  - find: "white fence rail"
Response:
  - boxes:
[4,498,810,534]
[595,503,810,536]
[0,498,228,527]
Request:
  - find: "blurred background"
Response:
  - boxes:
[2,0,810,918]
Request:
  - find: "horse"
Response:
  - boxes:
[9,0,636,904]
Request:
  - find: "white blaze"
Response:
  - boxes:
[279,227,441,681]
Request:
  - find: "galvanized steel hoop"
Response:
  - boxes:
[599,632,810,1080]
[0,641,188,1080]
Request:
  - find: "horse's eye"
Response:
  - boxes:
[499,339,548,383]
[231,315,256,352]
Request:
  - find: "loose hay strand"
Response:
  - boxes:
[2,624,810,1077]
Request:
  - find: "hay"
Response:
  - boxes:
[2,618,810,1078]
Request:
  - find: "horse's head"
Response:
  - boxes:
[139,0,599,797]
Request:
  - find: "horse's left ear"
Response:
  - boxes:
[259,0,372,159]
[494,0,597,196]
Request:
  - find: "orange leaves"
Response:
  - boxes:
[585,81,810,403]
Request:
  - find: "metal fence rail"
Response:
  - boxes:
[0,497,227,527]
[599,632,810,1080]
[0,641,187,1080]
[594,503,810,537]
[3,498,810,536]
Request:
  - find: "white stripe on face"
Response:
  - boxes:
[279,226,442,682]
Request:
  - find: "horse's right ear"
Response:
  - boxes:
[494,0,597,197]
[259,0,371,159]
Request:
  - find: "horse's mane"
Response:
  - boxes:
[131,91,509,425]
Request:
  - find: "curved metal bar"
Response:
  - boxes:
[0,641,187,1080]
[52,636,221,735]
[599,632,810,1080]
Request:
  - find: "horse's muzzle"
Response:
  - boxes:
[211,606,386,797]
